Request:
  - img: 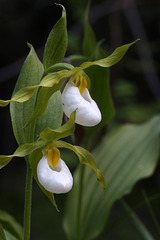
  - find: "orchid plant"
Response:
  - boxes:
[0,4,139,240]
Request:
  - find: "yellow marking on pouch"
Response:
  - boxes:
[75,74,87,94]
[45,145,60,169]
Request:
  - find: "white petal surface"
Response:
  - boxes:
[37,155,73,194]
[61,82,101,126]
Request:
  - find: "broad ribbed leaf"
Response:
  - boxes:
[86,66,114,125]
[10,44,44,145]
[0,210,23,240]
[63,115,160,240]
[82,4,96,57]
[43,4,67,71]
[34,90,63,140]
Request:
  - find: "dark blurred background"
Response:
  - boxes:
[0,0,160,239]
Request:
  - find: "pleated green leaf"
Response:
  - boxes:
[63,115,160,240]
[43,4,68,71]
[25,86,63,127]
[40,111,76,142]
[84,54,114,142]
[29,149,59,211]
[0,210,23,240]
[0,141,45,169]
[10,44,44,145]
[33,90,63,141]
[55,140,106,195]
[87,66,114,124]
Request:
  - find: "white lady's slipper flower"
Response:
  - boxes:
[61,73,101,126]
[37,145,73,194]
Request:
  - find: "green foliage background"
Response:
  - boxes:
[0,0,160,240]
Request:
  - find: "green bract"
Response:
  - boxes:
[43,4,68,71]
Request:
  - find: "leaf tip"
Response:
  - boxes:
[27,42,33,49]
[54,3,66,15]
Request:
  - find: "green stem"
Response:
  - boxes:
[142,190,160,236]
[77,164,85,239]
[23,163,33,240]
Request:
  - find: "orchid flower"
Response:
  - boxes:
[0,111,105,209]
[61,72,101,126]
[37,144,73,194]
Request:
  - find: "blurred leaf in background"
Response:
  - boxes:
[64,115,160,240]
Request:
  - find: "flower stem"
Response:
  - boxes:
[23,162,33,240]
[77,164,85,239]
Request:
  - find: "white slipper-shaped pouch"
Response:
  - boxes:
[61,80,102,126]
[37,145,73,194]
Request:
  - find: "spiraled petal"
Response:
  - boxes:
[61,81,101,126]
[37,155,73,194]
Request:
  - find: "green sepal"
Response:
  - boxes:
[40,40,139,88]
[0,69,71,109]
[0,86,39,107]
[29,149,59,211]
[0,141,45,169]
[43,4,68,71]
[11,85,39,103]
[74,39,140,72]
[55,140,106,196]
[45,62,74,74]
[0,100,10,107]
[40,111,76,142]
[82,3,96,57]
[0,40,138,124]
[40,69,72,87]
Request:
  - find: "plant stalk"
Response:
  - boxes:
[23,162,33,240]
[77,164,85,239]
